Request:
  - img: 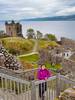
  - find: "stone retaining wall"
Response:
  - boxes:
[0,44,22,70]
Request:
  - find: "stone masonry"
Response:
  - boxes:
[61,37,75,50]
[61,59,75,79]
[0,43,22,70]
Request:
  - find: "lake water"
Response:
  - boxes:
[0,21,75,40]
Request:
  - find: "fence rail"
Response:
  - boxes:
[59,74,75,94]
[32,76,57,100]
[0,67,75,100]
[0,70,31,100]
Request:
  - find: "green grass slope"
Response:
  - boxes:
[18,53,39,69]
[38,39,59,49]
[0,37,61,70]
[19,53,39,62]
[0,37,35,55]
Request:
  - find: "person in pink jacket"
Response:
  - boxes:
[37,64,52,100]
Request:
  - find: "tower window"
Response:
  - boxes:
[9,27,11,30]
[67,53,68,57]
[11,32,12,35]
[64,53,65,56]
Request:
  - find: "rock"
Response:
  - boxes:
[0,53,5,67]
[0,44,22,70]
[59,87,75,100]
[61,37,75,50]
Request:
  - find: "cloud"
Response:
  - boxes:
[0,0,75,20]
[56,7,75,16]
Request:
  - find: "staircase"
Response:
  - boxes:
[0,67,75,100]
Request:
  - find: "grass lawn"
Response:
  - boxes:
[19,53,62,71]
[18,53,39,69]
[19,54,39,62]
[46,63,62,70]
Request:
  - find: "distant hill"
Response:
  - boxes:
[0,15,75,22]
[21,15,75,21]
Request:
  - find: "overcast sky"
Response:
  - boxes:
[0,0,75,20]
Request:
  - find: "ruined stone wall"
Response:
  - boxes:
[61,59,75,78]
[0,53,5,67]
[38,49,63,65]
[5,21,22,37]
[59,88,75,100]
[0,44,22,70]
[61,37,75,50]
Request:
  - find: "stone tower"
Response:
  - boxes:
[5,20,23,37]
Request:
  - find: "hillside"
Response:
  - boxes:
[0,37,35,55]
[0,37,59,55]
[38,39,59,49]
[0,37,60,70]
[18,39,59,70]
[21,15,75,21]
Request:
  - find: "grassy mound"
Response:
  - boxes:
[19,53,62,71]
[38,39,59,49]
[18,53,39,69]
[19,53,39,62]
[0,37,35,55]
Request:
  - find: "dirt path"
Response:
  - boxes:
[32,39,38,52]
[18,39,39,58]
[18,52,38,57]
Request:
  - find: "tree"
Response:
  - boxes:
[44,34,57,41]
[0,33,10,38]
[36,31,43,39]
[26,28,35,39]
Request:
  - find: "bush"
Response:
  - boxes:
[0,33,10,38]
[44,34,57,41]
[9,48,20,55]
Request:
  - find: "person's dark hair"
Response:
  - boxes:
[38,64,46,68]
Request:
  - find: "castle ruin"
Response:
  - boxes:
[5,21,23,37]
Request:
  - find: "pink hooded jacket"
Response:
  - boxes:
[37,68,52,80]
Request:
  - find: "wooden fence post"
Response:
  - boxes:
[56,73,61,97]
[31,81,36,100]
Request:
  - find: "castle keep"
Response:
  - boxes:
[5,21,23,37]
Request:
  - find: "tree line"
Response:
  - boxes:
[26,28,57,41]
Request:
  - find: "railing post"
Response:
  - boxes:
[56,73,61,97]
[31,81,36,100]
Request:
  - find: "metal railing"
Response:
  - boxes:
[0,67,75,100]
[18,68,56,81]
[32,76,57,100]
[31,73,75,100]
[0,71,31,100]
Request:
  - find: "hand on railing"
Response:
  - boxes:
[45,77,48,80]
